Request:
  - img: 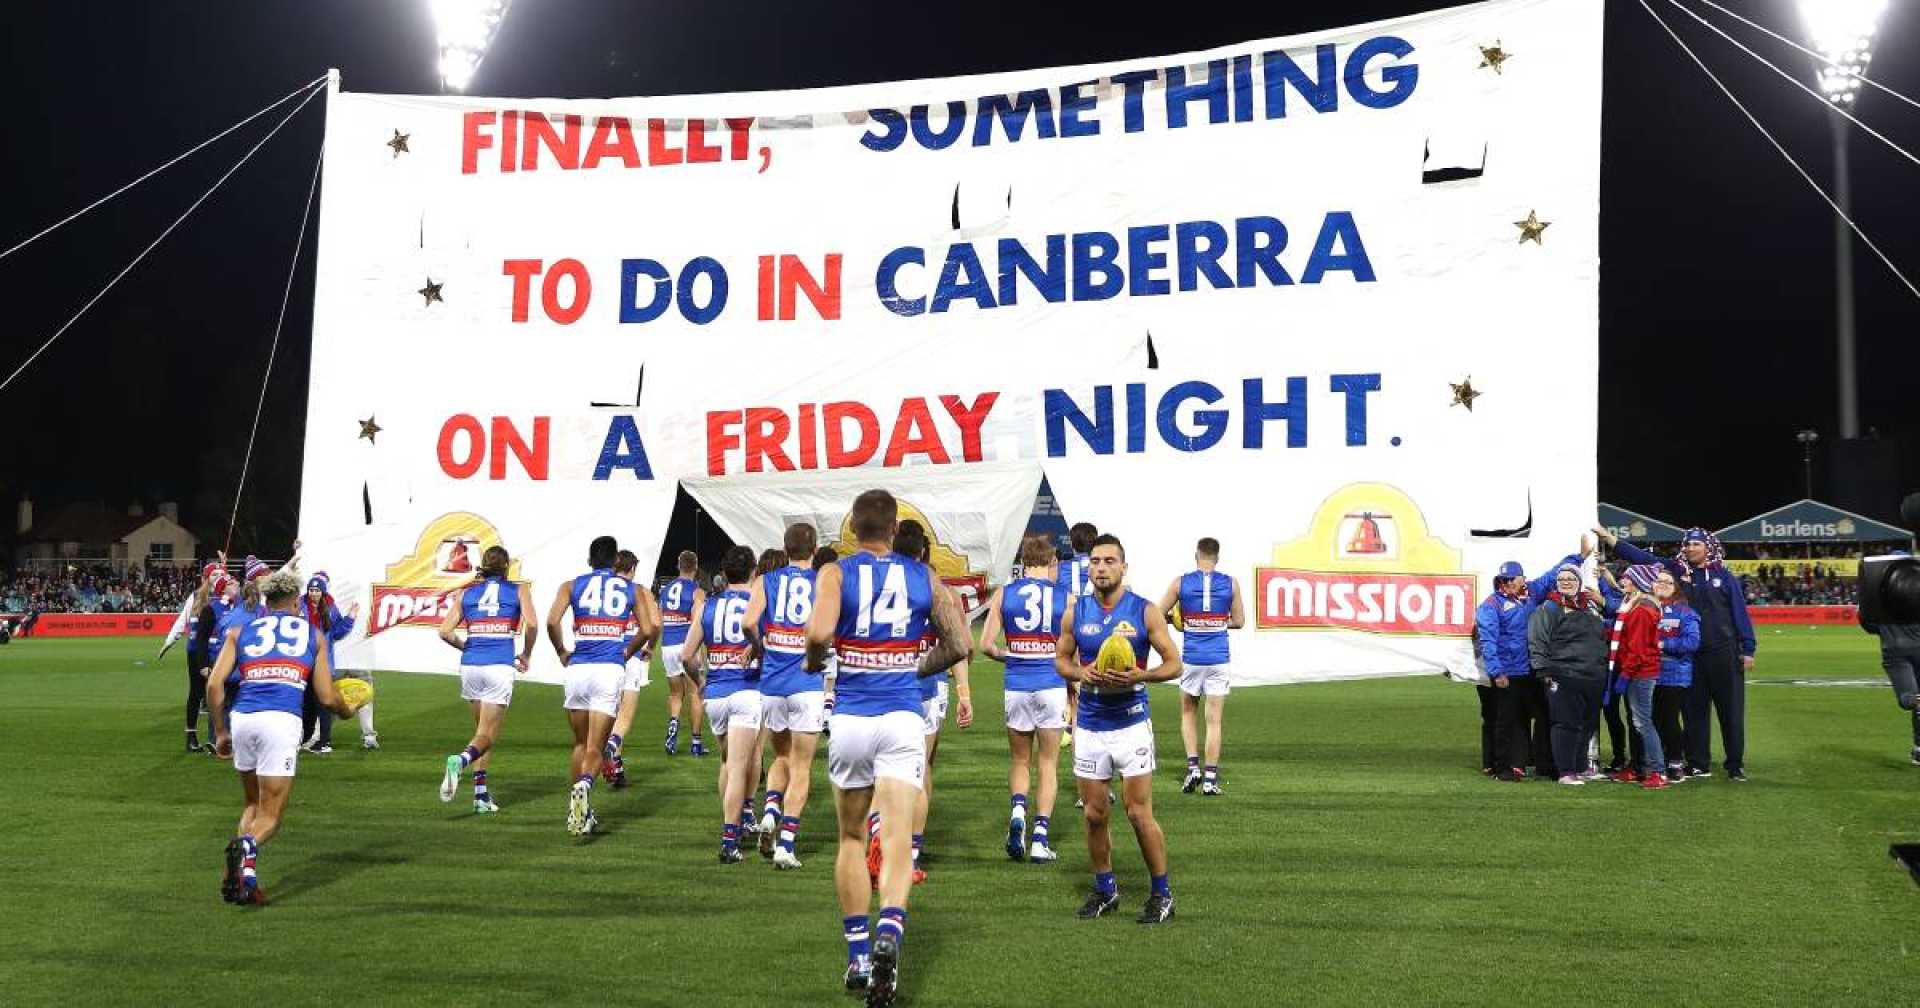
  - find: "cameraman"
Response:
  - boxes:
[1863,550,1920,765]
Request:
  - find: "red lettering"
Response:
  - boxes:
[884,398,949,467]
[797,403,818,470]
[940,392,998,462]
[646,118,683,166]
[490,417,549,480]
[707,411,743,476]
[542,259,592,324]
[743,407,794,473]
[778,254,842,321]
[503,259,542,322]
[686,119,723,163]
[582,116,640,169]
[438,414,486,478]
[500,111,520,173]
[725,117,754,161]
[521,113,583,170]
[823,402,879,468]
[756,255,775,321]
[462,112,497,175]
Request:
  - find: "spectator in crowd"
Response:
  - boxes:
[1528,564,1611,787]
[1474,559,1568,781]
[298,573,360,754]
[1608,565,1669,789]
[1600,525,1755,781]
[1651,571,1699,782]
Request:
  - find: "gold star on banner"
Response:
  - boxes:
[358,416,383,444]
[387,129,410,157]
[1479,42,1512,75]
[1450,377,1483,411]
[418,278,443,305]
[1514,210,1551,245]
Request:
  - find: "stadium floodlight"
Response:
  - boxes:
[1800,0,1889,106]
[432,0,512,92]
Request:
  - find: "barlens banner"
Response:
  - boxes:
[297,0,1602,684]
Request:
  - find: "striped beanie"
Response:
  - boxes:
[1625,564,1661,591]
[244,556,270,582]
[307,572,330,595]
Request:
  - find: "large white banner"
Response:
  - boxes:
[299,0,1602,684]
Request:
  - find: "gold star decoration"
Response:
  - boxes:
[1479,41,1512,75]
[418,277,443,305]
[1514,210,1551,245]
[387,129,410,157]
[358,416,383,444]
[1450,377,1483,411]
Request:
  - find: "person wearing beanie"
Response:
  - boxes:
[1598,525,1755,780]
[1608,565,1669,788]
[1528,564,1610,786]
[297,573,361,754]
[1475,560,1551,780]
[1650,570,1701,781]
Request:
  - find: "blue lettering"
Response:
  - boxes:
[1329,373,1380,446]
[876,247,926,317]
[998,235,1066,306]
[1175,221,1233,291]
[1235,217,1293,287]
[930,244,996,313]
[1347,36,1419,110]
[1302,212,1376,283]
[1264,44,1340,117]
[1058,81,1101,138]
[910,102,968,150]
[974,89,1057,146]
[1044,386,1114,456]
[1157,381,1228,452]
[1110,70,1157,132]
[1071,232,1124,301]
[593,416,654,480]
[859,108,907,152]
[1125,383,1147,452]
[1166,59,1230,129]
[1127,224,1171,297]
[1243,377,1307,448]
[618,259,672,323]
[676,256,728,324]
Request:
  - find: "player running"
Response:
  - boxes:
[1058,534,1182,924]
[206,569,362,905]
[1156,537,1245,796]
[683,545,761,863]
[657,551,706,756]
[605,549,659,789]
[807,489,970,1004]
[545,535,633,836]
[744,523,826,869]
[897,521,972,883]
[436,546,536,813]
[980,533,1069,862]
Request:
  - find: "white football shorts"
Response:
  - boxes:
[563,661,623,717]
[1072,720,1157,781]
[828,710,925,790]
[232,710,302,777]
[1179,663,1232,698]
[764,690,825,734]
[662,647,687,679]
[705,689,764,737]
[1004,687,1069,732]
[622,654,651,692]
[460,664,514,706]
[921,679,950,736]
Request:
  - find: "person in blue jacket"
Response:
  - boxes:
[1475,543,1589,781]
[1650,571,1701,781]
[1597,525,1755,781]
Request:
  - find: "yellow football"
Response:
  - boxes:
[1095,632,1137,674]
[335,676,375,710]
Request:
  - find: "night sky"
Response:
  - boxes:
[1,0,1915,557]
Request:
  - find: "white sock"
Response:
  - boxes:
[356,703,375,735]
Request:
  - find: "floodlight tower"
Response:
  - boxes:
[432,0,512,93]
[1800,0,1889,441]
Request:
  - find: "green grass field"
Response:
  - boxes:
[2,626,1916,1006]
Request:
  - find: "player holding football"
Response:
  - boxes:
[682,545,762,863]
[546,535,634,836]
[1057,534,1181,924]
[207,569,361,904]
[657,550,706,756]
[744,523,825,869]
[807,489,970,1004]
[436,546,536,813]
[979,533,1068,862]
[1156,537,1245,796]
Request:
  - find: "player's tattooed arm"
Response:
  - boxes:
[1137,604,1183,685]
[978,587,1007,663]
[804,563,843,673]
[916,582,970,679]
[437,592,466,651]
[546,585,573,665]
